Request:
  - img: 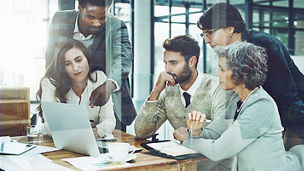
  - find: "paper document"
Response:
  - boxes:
[0,136,14,143]
[147,141,197,156]
[0,154,72,171]
[0,136,59,156]
[63,154,133,171]
[0,142,36,155]
[21,145,59,156]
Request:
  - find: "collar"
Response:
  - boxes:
[179,71,203,97]
[74,13,94,39]
[241,29,249,42]
[67,76,93,104]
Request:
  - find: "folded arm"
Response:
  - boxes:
[135,94,168,138]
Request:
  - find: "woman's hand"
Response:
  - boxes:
[91,122,99,138]
[92,128,99,138]
[173,127,189,142]
[186,111,206,136]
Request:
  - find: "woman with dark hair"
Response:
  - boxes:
[37,39,115,138]
[174,42,303,170]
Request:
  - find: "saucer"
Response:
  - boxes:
[108,154,136,163]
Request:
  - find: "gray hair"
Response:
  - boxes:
[214,42,268,90]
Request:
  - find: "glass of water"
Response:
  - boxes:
[26,125,43,144]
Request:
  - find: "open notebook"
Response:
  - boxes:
[141,140,203,160]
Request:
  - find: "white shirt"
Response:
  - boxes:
[73,14,95,48]
[179,72,203,107]
[73,14,120,92]
[41,71,116,137]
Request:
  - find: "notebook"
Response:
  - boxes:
[141,140,203,160]
[41,101,106,157]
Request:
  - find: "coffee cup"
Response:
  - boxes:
[107,142,135,161]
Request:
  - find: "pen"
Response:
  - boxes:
[183,116,211,122]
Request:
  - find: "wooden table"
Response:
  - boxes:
[13,130,207,171]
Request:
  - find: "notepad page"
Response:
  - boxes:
[147,141,197,156]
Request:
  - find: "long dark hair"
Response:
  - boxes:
[36,39,97,122]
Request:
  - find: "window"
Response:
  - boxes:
[0,0,58,100]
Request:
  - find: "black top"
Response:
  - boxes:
[242,29,304,138]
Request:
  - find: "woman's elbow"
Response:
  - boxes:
[200,149,230,161]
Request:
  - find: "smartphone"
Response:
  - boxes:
[96,137,117,142]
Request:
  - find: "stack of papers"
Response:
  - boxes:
[0,136,69,171]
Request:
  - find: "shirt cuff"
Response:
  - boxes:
[108,79,120,92]
[143,99,158,108]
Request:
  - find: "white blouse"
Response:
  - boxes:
[41,71,116,137]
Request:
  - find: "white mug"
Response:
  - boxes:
[107,142,135,161]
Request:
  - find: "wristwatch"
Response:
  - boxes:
[187,128,203,137]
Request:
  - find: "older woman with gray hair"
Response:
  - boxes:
[174,41,303,171]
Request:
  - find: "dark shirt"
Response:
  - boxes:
[242,29,304,138]
[234,100,243,121]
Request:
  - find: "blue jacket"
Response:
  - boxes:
[242,29,304,138]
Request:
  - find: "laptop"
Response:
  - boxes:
[41,101,106,157]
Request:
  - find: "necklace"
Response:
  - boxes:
[236,87,259,113]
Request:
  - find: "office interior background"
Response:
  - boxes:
[1,0,304,139]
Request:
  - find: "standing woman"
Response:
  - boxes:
[174,42,303,171]
[37,39,115,138]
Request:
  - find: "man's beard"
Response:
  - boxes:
[170,64,192,84]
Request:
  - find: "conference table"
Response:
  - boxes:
[12,129,207,171]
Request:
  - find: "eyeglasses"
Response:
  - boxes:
[200,28,219,39]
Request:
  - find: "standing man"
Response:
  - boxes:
[45,0,136,131]
[197,3,304,149]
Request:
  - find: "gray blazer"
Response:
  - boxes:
[45,10,136,125]
[183,88,301,171]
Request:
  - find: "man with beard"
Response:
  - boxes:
[44,0,136,132]
[135,35,233,171]
[135,35,231,140]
